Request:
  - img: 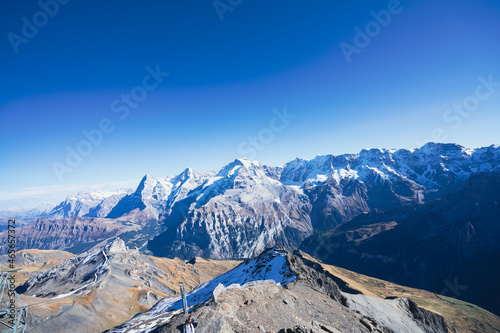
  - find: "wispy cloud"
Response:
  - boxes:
[0,180,140,210]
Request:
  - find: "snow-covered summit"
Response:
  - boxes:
[46,188,133,219]
[21,143,500,222]
[280,143,500,191]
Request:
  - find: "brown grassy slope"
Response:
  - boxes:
[189,257,242,281]
[299,251,500,333]
[0,249,75,284]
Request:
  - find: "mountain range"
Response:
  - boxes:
[9,239,500,332]
[4,142,499,258]
[3,142,500,316]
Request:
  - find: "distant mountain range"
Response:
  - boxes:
[2,142,500,316]
[4,142,498,257]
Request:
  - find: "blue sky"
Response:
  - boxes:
[1,0,499,209]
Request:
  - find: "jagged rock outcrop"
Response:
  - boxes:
[16,238,221,333]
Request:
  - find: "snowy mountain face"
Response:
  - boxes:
[280,143,500,230]
[147,159,313,259]
[107,169,212,220]
[9,143,500,260]
[46,189,133,219]
[141,143,500,259]
[282,143,500,199]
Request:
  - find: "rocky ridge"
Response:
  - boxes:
[110,247,450,333]
[16,238,217,333]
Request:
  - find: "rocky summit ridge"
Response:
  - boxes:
[109,246,450,333]
[15,238,212,333]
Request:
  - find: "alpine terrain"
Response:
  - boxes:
[108,246,452,333]
[12,238,240,333]
[3,142,500,318]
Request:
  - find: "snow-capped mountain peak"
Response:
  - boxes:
[45,188,133,219]
[10,142,500,260]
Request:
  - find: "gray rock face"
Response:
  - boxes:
[160,282,391,333]
[344,295,448,333]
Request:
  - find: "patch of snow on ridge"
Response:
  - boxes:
[52,249,110,299]
[213,279,280,302]
[109,247,296,333]
[237,157,255,169]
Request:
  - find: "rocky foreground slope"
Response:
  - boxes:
[0,249,74,285]
[109,247,450,333]
[15,238,238,333]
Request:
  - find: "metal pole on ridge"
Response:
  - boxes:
[0,268,27,333]
[180,282,188,314]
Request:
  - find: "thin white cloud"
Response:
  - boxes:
[0,180,140,210]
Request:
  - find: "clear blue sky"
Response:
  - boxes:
[1,0,499,209]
